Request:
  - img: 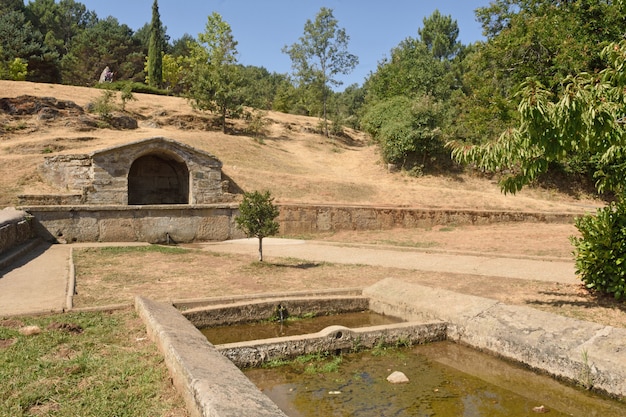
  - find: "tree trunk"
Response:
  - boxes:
[258,237,263,262]
[322,89,329,137]
[221,105,227,133]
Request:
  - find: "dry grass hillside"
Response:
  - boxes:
[0,80,602,213]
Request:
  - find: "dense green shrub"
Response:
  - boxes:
[361,95,447,169]
[571,199,626,300]
[96,81,171,96]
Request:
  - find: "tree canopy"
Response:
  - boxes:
[283,7,358,136]
[186,12,243,133]
[235,190,280,262]
[147,0,165,88]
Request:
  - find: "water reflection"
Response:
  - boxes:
[200,311,403,345]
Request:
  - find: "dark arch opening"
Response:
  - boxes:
[128,153,189,205]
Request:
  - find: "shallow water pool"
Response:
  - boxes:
[244,342,626,417]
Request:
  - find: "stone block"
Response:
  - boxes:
[136,296,287,417]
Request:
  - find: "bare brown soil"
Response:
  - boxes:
[71,221,626,329]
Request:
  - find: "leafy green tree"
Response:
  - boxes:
[187,12,243,133]
[418,9,461,60]
[147,0,165,88]
[236,65,293,111]
[452,0,626,151]
[25,0,97,57]
[235,190,280,262]
[475,0,625,90]
[0,0,24,14]
[61,16,143,85]
[170,34,195,57]
[448,43,518,146]
[283,7,358,137]
[449,40,626,298]
[364,38,447,103]
[0,10,58,82]
[0,54,27,81]
[362,95,446,169]
[332,83,365,129]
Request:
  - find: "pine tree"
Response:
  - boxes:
[147,0,164,88]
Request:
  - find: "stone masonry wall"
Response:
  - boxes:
[33,137,226,206]
[278,204,576,234]
[0,209,36,256]
[23,205,244,244]
[20,204,577,244]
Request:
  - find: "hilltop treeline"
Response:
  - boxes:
[1,0,624,183]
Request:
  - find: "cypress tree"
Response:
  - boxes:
[147,0,163,88]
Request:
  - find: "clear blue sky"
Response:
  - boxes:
[78,0,489,88]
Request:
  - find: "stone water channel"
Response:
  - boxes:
[200,310,626,416]
[137,280,626,417]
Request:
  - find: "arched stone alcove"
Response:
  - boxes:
[30,137,228,206]
[128,153,190,205]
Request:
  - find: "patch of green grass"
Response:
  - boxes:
[376,239,439,248]
[262,358,291,368]
[296,354,343,374]
[0,310,185,416]
[97,245,190,255]
[5,122,27,132]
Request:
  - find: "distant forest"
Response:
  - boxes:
[2,0,625,185]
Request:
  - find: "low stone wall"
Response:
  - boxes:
[136,296,288,417]
[364,278,626,399]
[183,296,369,328]
[220,322,447,368]
[19,203,578,244]
[0,208,36,256]
[278,204,576,234]
[20,204,244,243]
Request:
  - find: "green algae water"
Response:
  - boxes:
[200,311,403,345]
[244,342,626,417]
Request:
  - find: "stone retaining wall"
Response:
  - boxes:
[219,322,447,368]
[183,296,369,328]
[20,205,244,243]
[279,204,576,234]
[19,203,577,243]
[0,208,36,255]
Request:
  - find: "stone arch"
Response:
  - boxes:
[128,152,190,205]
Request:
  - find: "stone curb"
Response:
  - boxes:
[364,278,626,399]
[135,296,288,417]
[219,321,447,368]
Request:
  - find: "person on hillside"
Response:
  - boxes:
[99,66,113,83]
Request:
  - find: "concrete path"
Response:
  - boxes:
[0,242,69,316]
[0,238,578,317]
[199,238,578,284]
[0,242,147,317]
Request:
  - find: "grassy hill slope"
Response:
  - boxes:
[0,81,599,213]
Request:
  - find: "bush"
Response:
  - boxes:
[361,95,447,169]
[96,81,171,96]
[235,190,280,262]
[571,199,626,300]
[90,90,117,119]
